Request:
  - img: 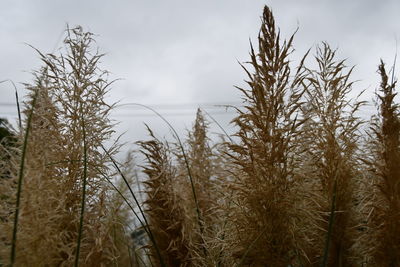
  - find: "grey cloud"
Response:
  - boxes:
[0,0,399,145]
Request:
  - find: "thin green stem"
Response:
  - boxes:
[10,88,39,266]
[74,106,88,267]
[97,167,148,236]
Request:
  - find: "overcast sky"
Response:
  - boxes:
[1,0,399,149]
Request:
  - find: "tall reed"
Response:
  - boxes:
[0,26,123,266]
[361,61,400,266]
[138,127,191,266]
[227,6,309,266]
[300,43,364,266]
[177,109,225,266]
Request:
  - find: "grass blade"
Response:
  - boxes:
[14,87,22,130]
[97,167,147,236]
[201,108,235,144]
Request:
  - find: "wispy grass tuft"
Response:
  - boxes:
[361,60,400,266]
[301,43,364,266]
[138,126,192,266]
[226,6,309,266]
[117,103,207,257]
[10,87,39,266]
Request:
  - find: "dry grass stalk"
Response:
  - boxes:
[300,43,364,266]
[177,109,227,266]
[139,127,191,267]
[361,61,400,266]
[0,120,20,265]
[186,109,215,224]
[226,6,309,266]
[0,26,122,266]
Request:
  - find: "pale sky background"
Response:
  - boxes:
[1,0,399,151]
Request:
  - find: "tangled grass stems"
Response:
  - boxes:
[321,179,338,267]
[139,128,193,266]
[97,168,146,232]
[121,226,134,267]
[236,228,267,267]
[101,144,166,267]
[200,108,237,267]
[96,163,156,265]
[117,103,208,256]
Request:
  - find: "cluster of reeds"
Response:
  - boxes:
[1,5,400,267]
[137,6,400,267]
[0,27,133,266]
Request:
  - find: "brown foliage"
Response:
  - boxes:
[139,128,192,267]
